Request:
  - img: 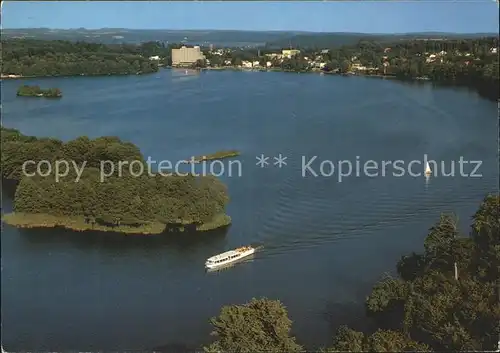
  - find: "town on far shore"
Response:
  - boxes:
[167,42,498,76]
[1,36,498,100]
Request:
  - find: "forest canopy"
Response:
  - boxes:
[1,127,231,234]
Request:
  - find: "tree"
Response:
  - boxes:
[2,127,231,233]
[423,214,459,271]
[324,326,364,352]
[209,55,223,67]
[365,276,409,330]
[325,59,339,71]
[192,59,207,69]
[203,298,303,353]
[339,60,351,73]
[471,194,500,282]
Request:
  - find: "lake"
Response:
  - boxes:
[1,69,497,351]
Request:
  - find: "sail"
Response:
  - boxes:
[425,161,432,175]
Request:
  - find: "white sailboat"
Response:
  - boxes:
[425,161,432,176]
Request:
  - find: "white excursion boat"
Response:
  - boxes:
[205,246,255,270]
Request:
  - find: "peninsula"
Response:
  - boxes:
[17,85,62,98]
[1,127,231,234]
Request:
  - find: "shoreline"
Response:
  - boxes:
[0,66,456,81]
[2,212,232,235]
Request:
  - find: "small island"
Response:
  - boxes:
[181,150,240,163]
[17,85,62,98]
[1,127,231,235]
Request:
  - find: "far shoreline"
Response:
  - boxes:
[2,67,496,101]
[0,68,433,87]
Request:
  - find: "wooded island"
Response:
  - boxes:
[1,37,497,100]
[0,126,231,234]
[17,85,62,98]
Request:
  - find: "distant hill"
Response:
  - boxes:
[0,28,297,47]
[2,28,496,49]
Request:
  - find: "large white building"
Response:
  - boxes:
[171,46,206,66]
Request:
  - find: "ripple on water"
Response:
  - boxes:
[252,167,495,259]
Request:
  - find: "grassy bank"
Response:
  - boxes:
[2,212,231,235]
[1,71,158,80]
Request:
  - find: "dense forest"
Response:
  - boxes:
[0,127,231,233]
[0,39,174,76]
[203,194,499,352]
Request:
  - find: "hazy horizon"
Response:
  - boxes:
[3,27,498,35]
